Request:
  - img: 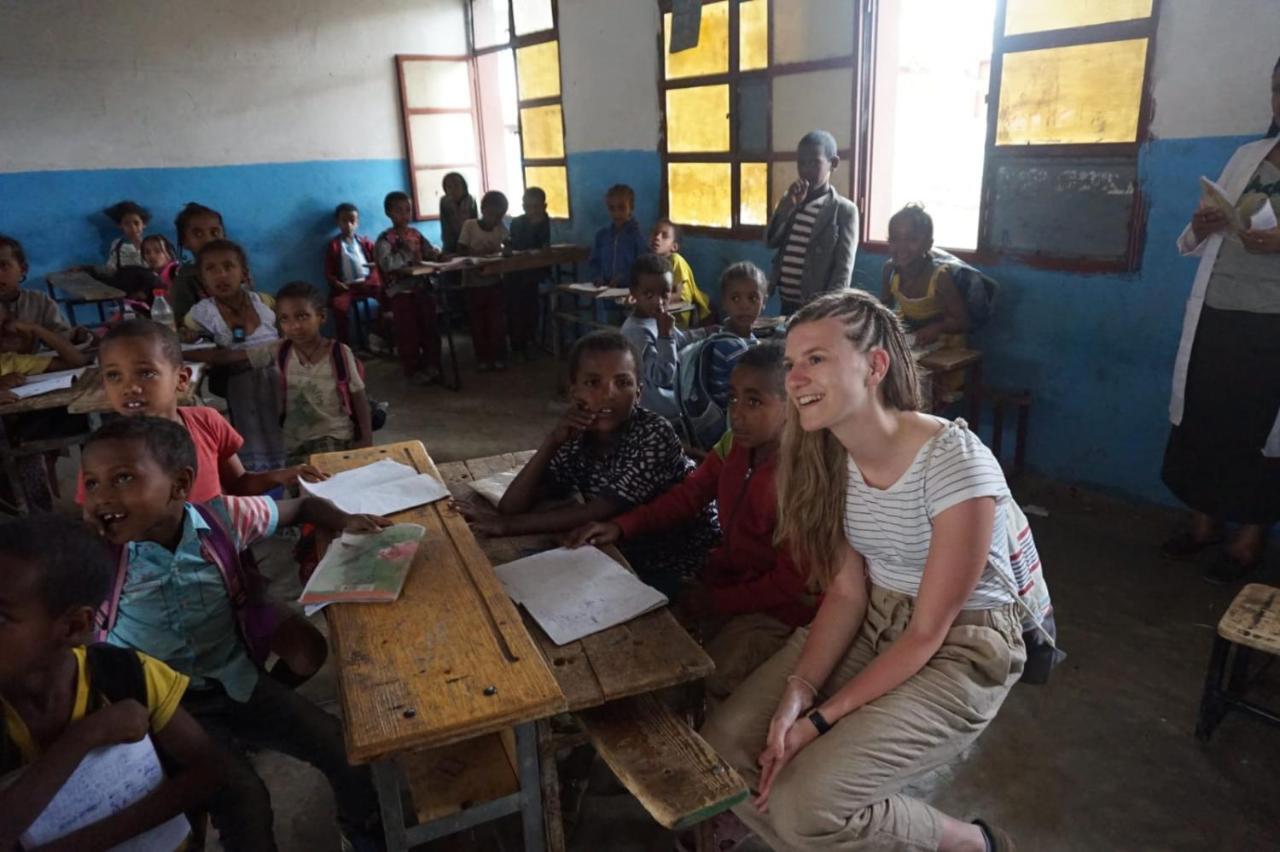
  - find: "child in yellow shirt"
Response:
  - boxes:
[649,219,711,327]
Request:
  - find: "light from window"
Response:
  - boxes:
[520,104,565,159]
[772,0,854,65]
[663,1,729,80]
[475,49,524,201]
[525,165,569,218]
[739,0,768,71]
[771,68,853,154]
[867,0,996,250]
[669,163,732,228]
[1004,0,1152,35]
[513,0,554,36]
[515,41,561,100]
[471,0,510,49]
[666,85,731,153]
[740,163,769,226]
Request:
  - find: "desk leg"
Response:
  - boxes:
[372,760,410,852]
[538,720,566,852]
[516,721,547,852]
[550,290,562,360]
[967,361,983,430]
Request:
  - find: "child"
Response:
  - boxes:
[619,254,703,423]
[80,416,387,850]
[0,316,87,400]
[879,203,968,350]
[376,190,443,383]
[0,235,87,350]
[141,234,180,293]
[766,129,858,314]
[506,186,551,360]
[102,200,150,276]
[590,184,648,287]
[569,343,812,702]
[649,218,711,327]
[439,172,479,255]
[169,202,226,325]
[273,282,373,464]
[184,239,286,473]
[457,190,511,371]
[323,202,382,347]
[459,330,717,597]
[77,319,323,504]
[0,514,222,851]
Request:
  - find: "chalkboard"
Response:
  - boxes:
[987,157,1137,260]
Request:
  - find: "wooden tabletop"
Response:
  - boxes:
[309,441,565,764]
[45,271,125,301]
[407,244,589,278]
[917,347,982,372]
[0,367,99,416]
[438,452,714,712]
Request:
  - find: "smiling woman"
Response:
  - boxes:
[702,290,1029,852]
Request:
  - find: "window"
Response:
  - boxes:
[658,0,860,236]
[395,0,569,222]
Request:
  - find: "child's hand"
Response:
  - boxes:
[656,306,675,338]
[549,402,597,446]
[75,699,150,750]
[787,179,810,206]
[343,513,393,534]
[454,499,509,537]
[0,373,26,390]
[292,464,330,484]
[565,521,621,549]
[0,390,18,403]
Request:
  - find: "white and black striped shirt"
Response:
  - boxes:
[842,420,1017,609]
[777,194,826,304]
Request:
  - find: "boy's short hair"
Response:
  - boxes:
[720,261,768,299]
[654,218,681,241]
[334,202,359,218]
[0,234,28,273]
[798,130,838,160]
[384,191,411,212]
[0,514,114,617]
[888,203,933,243]
[605,184,636,207]
[84,416,197,478]
[101,318,184,367]
[734,340,786,396]
[629,253,673,290]
[480,190,509,213]
[174,202,224,252]
[195,238,251,278]
[104,200,151,224]
[568,330,638,383]
[276,280,326,311]
[524,186,546,203]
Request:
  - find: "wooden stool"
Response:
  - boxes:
[1196,583,1280,740]
[982,388,1031,476]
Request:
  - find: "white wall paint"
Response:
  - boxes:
[0,0,466,173]
[557,0,661,153]
[1147,0,1274,140]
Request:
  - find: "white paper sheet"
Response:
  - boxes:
[1250,198,1278,231]
[19,735,191,851]
[9,367,85,398]
[470,470,521,507]
[599,287,632,300]
[494,546,668,645]
[300,458,450,515]
[566,282,605,294]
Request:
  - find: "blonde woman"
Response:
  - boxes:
[702,290,1026,851]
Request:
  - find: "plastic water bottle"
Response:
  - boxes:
[151,290,175,331]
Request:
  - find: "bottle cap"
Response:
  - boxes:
[153,289,166,297]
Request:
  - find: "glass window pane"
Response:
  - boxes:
[525,165,569,219]
[663,1,729,80]
[416,167,482,217]
[773,0,854,65]
[475,50,524,199]
[772,69,853,152]
[736,77,769,154]
[997,38,1147,145]
[770,159,850,212]
[740,163,769,226]
[520,104,565,159]
[402,59,472,110]
[516,40,561,100]
[666,85,730,153]
[740,0,768,71]
[669,163,732,228]
[1005,0,1152,35]
[513,0,554,35]
[471,0,510,49]
[409,113,478,166]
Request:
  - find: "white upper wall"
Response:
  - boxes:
[1150,0,1278,140]
[0,0,466,173]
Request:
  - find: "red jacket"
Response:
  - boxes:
[323,235,382,294]
[615,434,814,627]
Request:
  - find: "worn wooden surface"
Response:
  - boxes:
[398,729,519,823]
[0,370,95,416]
[46,270,125,301]
[408,245,589,278]
[66,364,204,414]
[1219,583,1280,655]
[578,693,747,830]
[917,346,982,374]
[439,453,714,712]
[310,442,565,764]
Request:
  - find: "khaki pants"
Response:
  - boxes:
[704,613,796,707]
[702,585,1026,851]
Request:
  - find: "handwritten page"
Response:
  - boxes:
[300,458,450,516]
[299,523,425,607]
[10,368,85,399]
[494,547,668,645]
[470,470,521,507]
[19,735,190,851]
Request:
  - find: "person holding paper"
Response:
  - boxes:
[0,514,221,852]
[1162,55,1280,584]
[0,316,89,402]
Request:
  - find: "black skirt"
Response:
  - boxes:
[1162,305,1280,524]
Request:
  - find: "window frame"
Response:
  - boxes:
[657,0,865,240]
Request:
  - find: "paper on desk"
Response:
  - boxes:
[181,341,216,352]
[299,523,425,607]
[600,287,632,300]
[494,546,668,645]
[18,734,190,851]
[470,470,521,506]
[566,282,605,294]
[300,458,450,515]
[9,367,85,399]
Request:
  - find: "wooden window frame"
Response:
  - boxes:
[657,0,863,240]
[467,0,572,221]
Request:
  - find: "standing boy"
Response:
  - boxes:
[323,202,382,348]
[590,185,648,288]
[375,191,443,383]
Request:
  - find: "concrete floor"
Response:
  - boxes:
[69,347,1280,851]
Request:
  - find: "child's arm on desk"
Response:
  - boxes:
[10,321,87,369]
[275,495,391,535]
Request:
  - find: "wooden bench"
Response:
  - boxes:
[1197,583,1280,740]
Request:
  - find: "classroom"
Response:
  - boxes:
[1,0,1279,850]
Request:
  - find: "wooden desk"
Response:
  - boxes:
[406,244,589,278]
[45,271,126,324]
[547,286,695,360]
[309,441,564,851]
[917,347,983,423]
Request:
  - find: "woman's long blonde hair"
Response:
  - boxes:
[774,290,922,589]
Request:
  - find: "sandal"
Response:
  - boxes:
[972,818,1016,852]
[1160,528,1222,559]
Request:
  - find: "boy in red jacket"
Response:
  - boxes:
[570,342,813,702]
[323,202,382,347]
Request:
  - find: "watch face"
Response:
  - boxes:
[232,326,246,343]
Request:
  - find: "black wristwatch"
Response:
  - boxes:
[808,709,833,736]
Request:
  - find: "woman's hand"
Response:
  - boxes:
[548,403,597,447]
[1242,226,1280,254]
[754,680,816,810]
[566,521,621,549]
[1191,206,1229,242]
[343,514,393,534]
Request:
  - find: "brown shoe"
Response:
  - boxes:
[973,819,1016,852]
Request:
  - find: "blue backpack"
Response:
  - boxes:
[676,332,751,450]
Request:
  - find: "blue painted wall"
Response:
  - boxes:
[559,135,1256,505]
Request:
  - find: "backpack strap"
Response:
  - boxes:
[329,341,354,417]
[93,546,131,643]
[84,643,149,712]
[276,340,293,426]
[192,503,248,609]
